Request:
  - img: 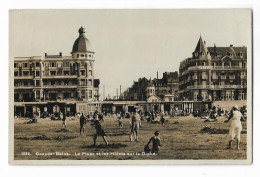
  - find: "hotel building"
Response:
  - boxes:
[178,36,247,101]
[14,27,100,117]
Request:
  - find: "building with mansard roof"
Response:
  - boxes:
[178,36,247,101]
[14,27,100,117]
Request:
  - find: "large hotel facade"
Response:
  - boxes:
[178,36,247,102]
[14,27,100,117]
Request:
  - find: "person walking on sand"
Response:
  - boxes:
[91,120,108,146]
[129,107,141,142]
[160,115,165,127]
[145,130,161,153]
[60,112,66,128]
[117,112,123,128]
[225,105,243,150]
[80,113,86,135]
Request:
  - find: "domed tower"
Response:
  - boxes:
[72,26,94,59]
[71,27,98,102]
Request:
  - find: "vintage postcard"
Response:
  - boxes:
[9,9,252,165]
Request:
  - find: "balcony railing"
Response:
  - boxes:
[187,85,243,89]
[188,66,242,71]
[188,66,212,70]
[14,76,34,79]
[14,85,40,89]
[192,76,198,79]
[42,75,78,79]
[212,66,241,70]
[42,85,78,89]
[221,76,226,79]
[212,76,218,79]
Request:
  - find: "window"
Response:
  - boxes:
[63,62,69,67]
[35,62,40,67]
[80,54,84,57]
[14,81,18,86]
[89,90,92,98]
[23,71,29,76]
[36,80,40,86]
[63,92,70,99]
[88,79,92,86]
[81,90,85,99]
[80,70,85,76]
[23,63,28,68]
[14,71,18,76]
[35,80,40,86]
[51,81,56,85]
[50,71,56,76]
[14,63,18,68]
[50,62,56,67]
[88,70,92,76]
[23,81,29,86]
[36,71,40,77]
[36,90,40,99]
[64,71,69,75]
[64,80,69,85]
[80,79,85,86]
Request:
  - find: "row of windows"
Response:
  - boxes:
[14,62,41,68]
[14,80,41,87]
[77,54,93,58]
[14,61,92,69]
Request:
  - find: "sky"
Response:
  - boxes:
[9,9,251,99]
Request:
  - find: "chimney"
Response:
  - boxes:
[59,52,62,56]
[204,41,206,44]
[230,44,233,47]
[45,53,47,57]
[214,43,216,54]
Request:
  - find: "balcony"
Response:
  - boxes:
[212,66,241,70]
[188,66,212,70]
[42,85,78,89]
[229,75,235,79]
[14,85,40,89]
[42,75,78,79]
[187,85,214,89]
[187,85,243,90]
[221,76,226,79]
[14,76,34,80]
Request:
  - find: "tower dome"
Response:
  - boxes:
[72,26,92,54]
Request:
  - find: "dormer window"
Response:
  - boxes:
[202,53,205,56]
[80,54,84,57]
[195,53,198,57]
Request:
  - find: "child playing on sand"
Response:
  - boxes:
[145,131,161,153]
[91,120,108,146]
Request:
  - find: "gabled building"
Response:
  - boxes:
[178,36,247,101]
